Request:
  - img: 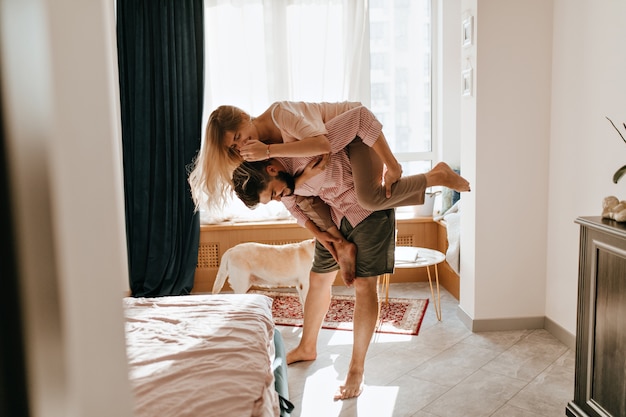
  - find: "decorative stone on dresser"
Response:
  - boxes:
[566,217,626,417]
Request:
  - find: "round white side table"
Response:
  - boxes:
[380,246,446,321]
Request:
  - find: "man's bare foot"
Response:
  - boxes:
[427,162,471,192]
[286,345,317,365]
[335,240,357,286]
[333,370,364,400]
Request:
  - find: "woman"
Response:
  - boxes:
[188,101,470,282]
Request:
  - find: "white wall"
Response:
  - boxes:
[454,0,626,339]
[546,0,626,334]
[459,0,553,323]
[0,0,133,416]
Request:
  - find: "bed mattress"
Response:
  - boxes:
[124,293,280,417]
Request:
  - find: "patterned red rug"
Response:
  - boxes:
[251,290,429,336]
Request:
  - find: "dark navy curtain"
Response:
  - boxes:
[117,0,203,296]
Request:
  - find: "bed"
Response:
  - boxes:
[123,293,291,417]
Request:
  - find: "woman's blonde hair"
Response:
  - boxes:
[188,105,246,211]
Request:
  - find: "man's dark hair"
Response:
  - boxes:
[232,160,273,208]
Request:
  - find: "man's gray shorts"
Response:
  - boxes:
[311,209,396,278]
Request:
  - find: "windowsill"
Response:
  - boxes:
[200,212,438,231]
[200,218,299,231]
[199,197,450,229]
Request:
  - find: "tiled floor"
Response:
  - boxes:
[277,282,574,417]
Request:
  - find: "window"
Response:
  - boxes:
[369,0,433,176]
[202,0,434,219]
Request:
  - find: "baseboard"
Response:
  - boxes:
[544,316,576,350]
[471,316,546,332]
[456,311,545,333]
[456,306,575,349]
[456,305,474,330]
[456,307,544,332]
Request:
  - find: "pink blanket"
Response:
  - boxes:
[124,294,279,417]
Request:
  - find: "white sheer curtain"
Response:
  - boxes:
[201,0,371,222]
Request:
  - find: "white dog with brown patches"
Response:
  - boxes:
[212,238,316,307]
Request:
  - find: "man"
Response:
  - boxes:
[233,152,395,401]
[232,110,470,400]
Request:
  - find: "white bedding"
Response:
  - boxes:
[124,294,280,417]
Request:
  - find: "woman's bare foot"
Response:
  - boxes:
[286,345,317,365]
[427,162,471,192]
[333,370,364,400]
[335,240,357,287]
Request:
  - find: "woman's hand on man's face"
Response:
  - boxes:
[239,140,268,161]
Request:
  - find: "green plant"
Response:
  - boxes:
[607,117,626,183]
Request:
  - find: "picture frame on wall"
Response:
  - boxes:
[462,15,474,47]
